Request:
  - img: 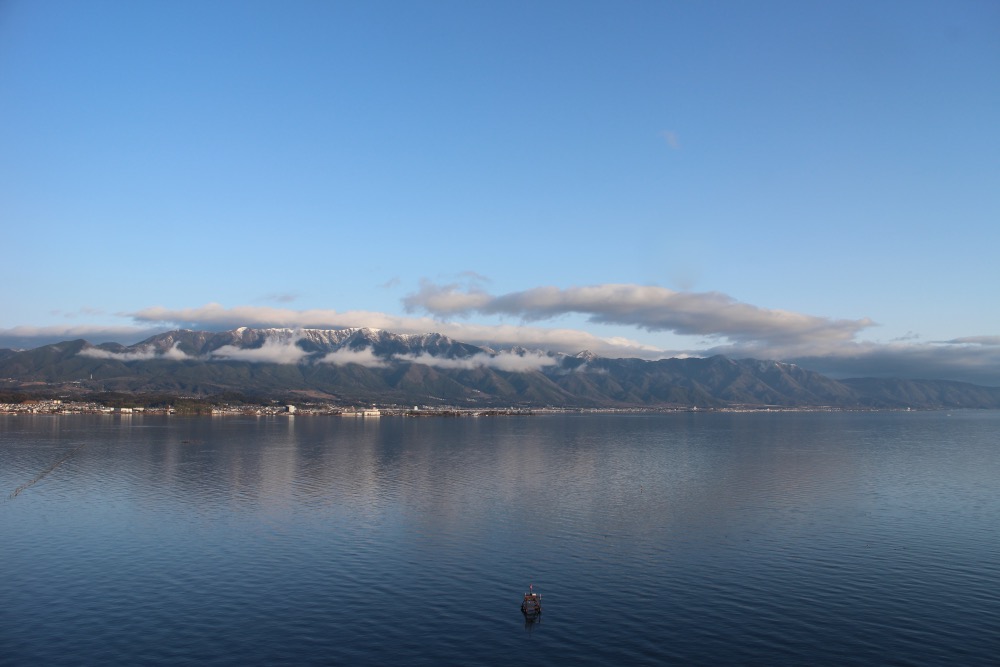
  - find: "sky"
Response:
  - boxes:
[2,0,999,385]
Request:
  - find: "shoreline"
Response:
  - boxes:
[0,398,942,417]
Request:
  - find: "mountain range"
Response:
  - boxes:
[2,327,999,409]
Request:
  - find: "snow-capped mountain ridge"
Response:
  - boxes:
[131,327,519,362]
[4,327,999,409]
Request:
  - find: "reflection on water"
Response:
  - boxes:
[2,411,999,665]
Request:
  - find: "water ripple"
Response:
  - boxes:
[2,412,1000,665]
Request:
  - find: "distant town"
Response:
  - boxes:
[0,398,541,417]
[0,397,885,417]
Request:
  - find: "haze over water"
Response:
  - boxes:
[2,411,998,665]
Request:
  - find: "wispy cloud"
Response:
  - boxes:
[941,336,1000,346]
[458,270,491,284]
[259,292,299,304]
[378,277,401,289]
[52,306,108,318]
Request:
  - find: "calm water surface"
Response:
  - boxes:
[1,411,998,665]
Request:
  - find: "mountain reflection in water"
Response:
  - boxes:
[2,411,999,665]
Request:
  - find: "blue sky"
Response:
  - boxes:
[2,0,998,384]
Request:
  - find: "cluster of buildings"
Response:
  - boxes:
[0,399,538,417]
[0,400,175,415]
[0,400,385,417]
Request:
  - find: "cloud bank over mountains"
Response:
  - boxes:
[79,342,190,362]
[125,303,661,359]
[210,338,310,365]
[3,281,999,386]
[395,351,557,373]
[75,329,562,373]
[403,281,874,346]
[396,281,1000,385]
[319,348,388,368]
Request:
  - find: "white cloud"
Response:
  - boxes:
[210,337,309,364]
[80,347,158,361]
[319,348,388,368]
[395,350,557,372]
[78,342,190,361]
[402,280,492,316]
[485,351,559,372]
[160,343,191,361]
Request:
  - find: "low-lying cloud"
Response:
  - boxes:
[79,343,190,361]
[395,351,557,372]
[210,338,309,364]
[75,335,557,373]
[319,348,388,368]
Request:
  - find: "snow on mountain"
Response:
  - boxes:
[8,326,1000,408]
[128,327,537,368]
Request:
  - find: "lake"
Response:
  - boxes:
[2,411,998,665]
